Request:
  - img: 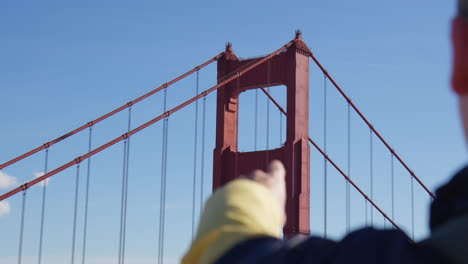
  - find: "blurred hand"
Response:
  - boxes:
[248,160,287,226]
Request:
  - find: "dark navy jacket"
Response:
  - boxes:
[214,228,449,264]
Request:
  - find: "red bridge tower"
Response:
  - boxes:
[213,32,312,237]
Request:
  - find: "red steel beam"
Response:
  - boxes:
[309,53,435,199]
[260,87,413,242]
[0,53,224,171]
[0,41,294,202]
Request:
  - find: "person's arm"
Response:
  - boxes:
[182,161,286,264]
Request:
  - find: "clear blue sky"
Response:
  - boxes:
[0,1,465,263]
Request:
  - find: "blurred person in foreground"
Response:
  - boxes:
[182,1,468,263]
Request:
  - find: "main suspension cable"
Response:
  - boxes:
[38,148,49,264]
[1,40,295,202]
[309,54,435,199]
[0,54,224,171]
[259,87,412,241]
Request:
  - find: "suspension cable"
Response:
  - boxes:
[255,89,258,151]
[161,118,169,264]
[158,88,169,264]
[323,75,328,238]
[280,112,283,146]
[0,40,295,202]
[266,60,271,150]
[118,107,132,264]
[82,126,93,264]
[118,139,128,264]
[266,87,270,150]
[0,54,224,171]
[411,175,415,239]
[38,148,49,264]
[346,103,351,233]
[391,154,395,220]
[370,130,374,225]
[259,87,412,241]
[365,197,368,227]
[200,94,207,216]
[71,163,80,264]
[158,121,166,264]
[18,190,27,264]
[309,53,435,199]
[191,73,199,238]
[192,71,200,239]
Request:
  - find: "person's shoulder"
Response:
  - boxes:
[331,228,449,264]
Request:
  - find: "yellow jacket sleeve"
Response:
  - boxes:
[181,178,284,264]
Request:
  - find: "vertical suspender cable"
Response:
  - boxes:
[411,176,415,239]
[391,154,395,221]
[18,190,27,264]
[346,103,351,234]
[38,148,49,264]
[158,88,169,264]
[370,130,374,225]
[200,94,207,216]
[266,60,271,150]
[118,107,132,264]
[323,75,328,238]
[158,121,166,264]
[122,108,132,264]
[266,87,270,149]
[365,197,368,227]
[71,163,80,264]
[82,126,93,264]
[162,117,169,263]
[280,112,283,146]
[191,71,200,239]
[118,139,128,264]
[255,89,258,151]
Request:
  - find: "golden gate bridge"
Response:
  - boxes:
[0,31,434,264]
